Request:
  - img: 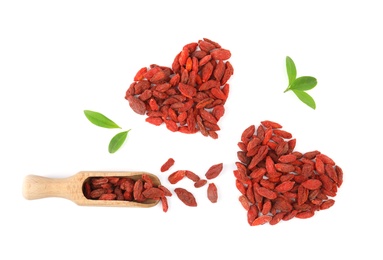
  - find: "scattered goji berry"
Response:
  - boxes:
[160,158,175,172]
[205,163,223,180]
[207,183,218,203]
[174,188,197,207]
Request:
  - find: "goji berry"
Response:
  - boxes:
[125,39,233,139]
[174,188,197,207]
[234,121,343,226]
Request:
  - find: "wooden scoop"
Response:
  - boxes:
[22,171,161,207]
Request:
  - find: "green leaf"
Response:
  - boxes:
[84,110,121,129]
[108,130,130,153]
[286,56,297,85]
[290,76,317,91]
[292,90,316,109]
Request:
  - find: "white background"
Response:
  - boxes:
[1,0,382,259]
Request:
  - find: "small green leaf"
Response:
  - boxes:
[290,76,317,91]
[292,90,316,109]
[84,110,121,129]
[108,130,130,153]
[286,56,297,85]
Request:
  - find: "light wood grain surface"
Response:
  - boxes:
[22,171,161,207]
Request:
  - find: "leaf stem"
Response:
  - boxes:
[284,85,291,93]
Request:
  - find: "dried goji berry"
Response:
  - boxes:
[301,179,322,190]
[251,215,272,226]
[142,187,164,199]
[207,183,218,203]
[274,181,295,193]
[126,95,146,115]
[160,158,175,172]
[90,188,106,199]
[210,48,231,60]
[194,179,207,188]
[234,121,343,226]
[205,163,223,180]
[98,193,117,200]
[168,170,186,184]
[247,205,258,225]
[239,195,250,211]
[83,175,172,213]
[158,185,172,197]
[174,188,197,207]
[125,39,233,139]
[256,187,277,200]
[185,170,200,182]
[160,196,169,212]
[295,210,315,219]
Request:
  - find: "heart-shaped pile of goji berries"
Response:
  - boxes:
[235,120,343,226]
[125,38,233,139]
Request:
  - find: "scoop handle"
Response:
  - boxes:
[22,174,74,200]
